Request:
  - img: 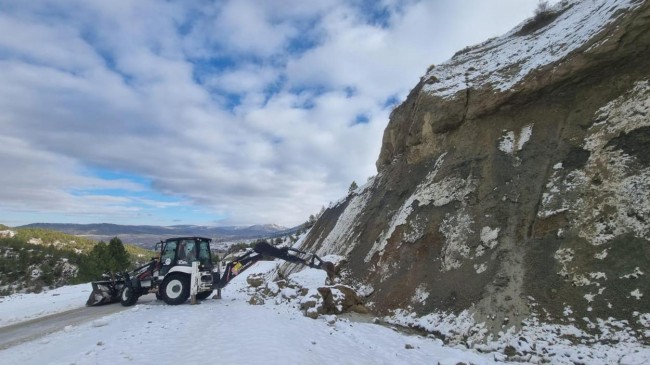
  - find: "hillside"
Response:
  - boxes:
[286,0,650,353]
[0,226,153,296]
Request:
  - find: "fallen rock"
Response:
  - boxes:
[317,285,367,314]
[248,294,265,305]
[246,274,265,288]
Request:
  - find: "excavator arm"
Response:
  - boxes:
[215,241,335,289]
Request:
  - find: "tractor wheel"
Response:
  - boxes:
[120,286,139,306]
[196,290,212,300]
[161,273,190,305]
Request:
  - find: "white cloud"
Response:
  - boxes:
[0,0,545,227]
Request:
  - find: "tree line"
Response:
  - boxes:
[0,235,138,295]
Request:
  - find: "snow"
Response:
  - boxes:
[498,124,533,155]
[439,210,474,271]
[422,0,643,99]
[388,307,650,365]
[560,80,650,246]
[0,283,90,327]
[0,229,16,238]
[1,260,648,364]
[411,285,430,304]
[630,289,643,300]
[317,175,378,258]
[620,267,644,279]
[0,262,504,365]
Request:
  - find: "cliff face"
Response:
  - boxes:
[290,0,650,337]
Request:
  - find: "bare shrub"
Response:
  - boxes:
[535,1,551,18]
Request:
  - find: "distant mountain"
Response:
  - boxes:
[18,223,295,249]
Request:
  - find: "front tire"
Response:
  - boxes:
[120,286,139,306]
[161,273,190,305]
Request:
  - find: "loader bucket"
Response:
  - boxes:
[86,280,124,306]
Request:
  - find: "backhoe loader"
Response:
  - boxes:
[86,237,334,306]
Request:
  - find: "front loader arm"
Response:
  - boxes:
[215,241,335,289]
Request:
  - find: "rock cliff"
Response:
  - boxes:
[286,0,650,341]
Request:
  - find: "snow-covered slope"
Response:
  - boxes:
[423,0,643,98]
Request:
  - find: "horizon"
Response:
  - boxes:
[6,222,291,229]
[0,0,555,227]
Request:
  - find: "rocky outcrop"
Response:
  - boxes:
[288,0,650,340]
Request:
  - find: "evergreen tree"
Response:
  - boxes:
[78,241,109,281]
[107,237,130,279]
[348,181,358,194]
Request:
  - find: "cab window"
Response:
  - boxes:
[160,241,177,275]
[177,239,196,265]
[198,241,212,267]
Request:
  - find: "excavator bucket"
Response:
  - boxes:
[86,279,124,306]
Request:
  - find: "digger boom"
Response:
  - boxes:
[217,241,335,289]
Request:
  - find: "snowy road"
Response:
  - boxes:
[0,294,160,350]
[0,301,126,350]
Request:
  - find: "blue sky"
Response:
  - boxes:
[0,0,549,227]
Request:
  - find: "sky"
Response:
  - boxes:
[0,0,552,228]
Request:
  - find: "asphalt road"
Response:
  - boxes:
[0,294,156,350]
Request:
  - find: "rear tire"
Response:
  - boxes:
[120,286,139,306]
[196,290,212,300]
[161,273,190,305]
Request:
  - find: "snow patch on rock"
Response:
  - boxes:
[439,209,474,271]
[474,263,487,274]
[630,289,643,300]
[498,124,533,155]
[477,226,499,257]
[620,267,644,279]
[422,0,642,99]
[318,176,378,257]
[365,153,449,264]
[411,285,430,304]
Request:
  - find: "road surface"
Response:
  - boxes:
[0,294,156,350]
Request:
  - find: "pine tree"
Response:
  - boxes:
[77,241,109,281]
[107,237,130,279]
[348,181,358,194]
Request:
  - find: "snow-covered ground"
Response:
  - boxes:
[0,262,502,365]
[2,257,649,364]
[0,283,91,327]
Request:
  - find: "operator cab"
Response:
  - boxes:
[158,237,213,275]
